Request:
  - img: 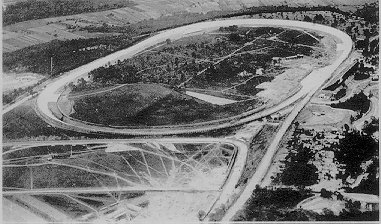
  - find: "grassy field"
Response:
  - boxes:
[33,195,92,218]
[236,125,278,187]
[3,164,118,189]
[70,84,221,126]
[2,99,104,141]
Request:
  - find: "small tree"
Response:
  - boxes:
[228,33,241,42]
[277,144,319,187]
[320,188,332,199]
[198,210,206,221]
[303,16,312,22]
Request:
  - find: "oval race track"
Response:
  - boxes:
[36,19,353,136]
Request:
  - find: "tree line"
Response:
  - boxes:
[3,34,145,76]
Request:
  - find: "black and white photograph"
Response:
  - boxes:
[1,0,379,223]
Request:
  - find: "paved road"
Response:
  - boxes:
[35,19,351,136]
[2,94,34,114]
[221,21,353,221]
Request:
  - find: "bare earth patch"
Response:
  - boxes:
[2,72,44,93]
[297,104,354,130]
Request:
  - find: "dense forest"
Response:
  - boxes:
[331,91,370,115]
[3,34,145,76]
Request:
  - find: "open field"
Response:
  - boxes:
[2,99,101,141]
[236,124,278,187]
[297,104,355,130]
[3,72,45,94]
[67,84,222,126]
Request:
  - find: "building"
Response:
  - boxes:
[238,70,252,77]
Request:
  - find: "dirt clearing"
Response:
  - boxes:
[3,72,45,93]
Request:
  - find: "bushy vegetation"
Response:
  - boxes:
[2,100,107,141]
[333,88,346,100]
[233,128,379,221]
[362,116,379,136]
[323,79,344,91]
[334,130,378,179]
[3,35,145,76]
[3,0,135,26]
[236,125,278,187]
[348,157,379,195]
[233,185,379,221]
[77,26,318,94]
[261,207,379,221]
[323,62,359,91]
[66,25,324,126]
[273,129,319,187]
[353,3,379,23]
[70,84,261,126]
[331,91,370,114]
[70,84,219,126]
[90,64,139,84]
[233,186,312,221]
[3,4,360,80]
[3,86,35,105]
[322,210,379,221]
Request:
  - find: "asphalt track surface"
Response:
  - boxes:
[36,19,352,136]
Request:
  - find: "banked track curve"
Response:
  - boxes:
[36,19,353,136]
